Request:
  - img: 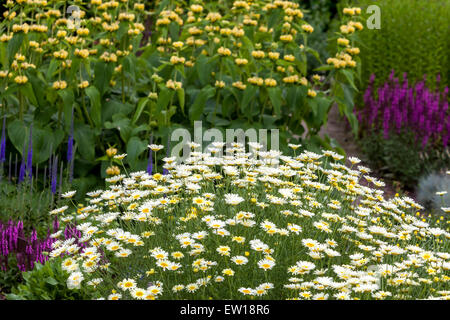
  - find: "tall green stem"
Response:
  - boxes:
[80,89,94,127]
[19,91,24,120]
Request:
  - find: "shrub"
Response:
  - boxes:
[416,172,450,214]
[0,0,362,186]
[47,143,449,300]
[293,0,339,73]
[6,257,97,300]
[0,178,62,235]
[354,0,449,92]
[0,217,86,295]
[356,71,449,187]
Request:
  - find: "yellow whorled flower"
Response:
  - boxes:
[283,54,295,62]
[234,58,248,66]
[343,7,361,16]
[0,34,13,42]
[252,50,265,59]
[100,52,117,63]
[301,24,314,33]
[217,47,232,56]
[106,166,120,176]
[264,78,277,87]
[76,28,90,36]
[172,41,184,49]
[166,79,182,90]
[350,21,364,31]
[280,34,293,42]
[233,26,246,37]
[190,4,204,13]
[170,56,186,65]
[340,25,355,34]
[52,80,67,90]
[307,89,317,97]
[14,75,28,84]
[78,80,89,89]
[53,49,68,59]
[337,38,350,46]
[346,47,360,55]
[215,80,225,88]
[74,48,90,59]
[232,81,247,90]
[268,52,280,60]
[247,76,264,86]
[206,12,221,22]
[282,75,299,84]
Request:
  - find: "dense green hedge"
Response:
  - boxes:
[354,0,449,90]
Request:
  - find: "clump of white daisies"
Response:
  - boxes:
[49,142,450,300]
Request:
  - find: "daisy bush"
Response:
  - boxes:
[49,143,450,300]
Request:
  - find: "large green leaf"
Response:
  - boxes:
[7,120,30,156]
[177,88,185,115]
[7,120,64,164]
[344,109,359,136]
[93,61,114,96]
[309,96,333,129]
[241,86,257,115]
[195,55,217,86]
[85,86,102,127]
[169,21,180,41]
[105,114,132,143]
[268,8,282,29]
[7,34,23,64]
[102,100,134,122]
[123,55,136,80]
[189,86,216,121]
[126,136,147,169]
[156,88,174,114]
[132,97,149,125]
[340,69,358,91]
[73,123,96,161]
[267,87,283,117]
[0,42,7,67]
[28,74,47,108]
[46,60,59,81]
[31,126,64,164]
[19,82,38,107]
[116,21,129,42]
[57,88,75,132]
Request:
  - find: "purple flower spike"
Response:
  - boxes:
[18,143,26,183]
[67,107,74,183]
[360,70,449,150]
[26,125,33,181]
[51,155,58,194]
[0,116,6,163]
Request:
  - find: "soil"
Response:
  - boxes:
[319,104,415,201]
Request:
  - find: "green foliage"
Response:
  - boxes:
[354,0,449,91]
[6,258,97,300]
[359,131,450,188]
[416,173,450,214]
[295,0,338,72]
[0,180,56,237]
[0,257,22,297]
[0,0,360,185]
